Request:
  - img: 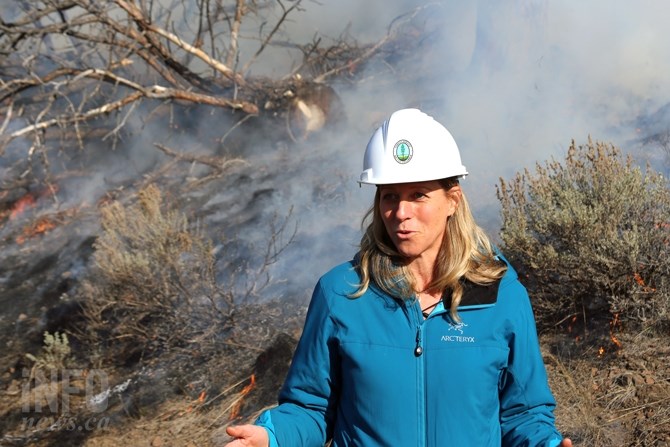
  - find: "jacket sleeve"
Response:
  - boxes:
[498,278,563,447]
[255,280,340,446]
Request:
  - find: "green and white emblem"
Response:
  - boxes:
[393,140,413,164]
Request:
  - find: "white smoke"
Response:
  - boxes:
[286,0,670,225]
[258,0,670,290]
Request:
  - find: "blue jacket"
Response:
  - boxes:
[257,259,563,446]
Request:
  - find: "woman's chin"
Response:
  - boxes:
[396,249,418,261]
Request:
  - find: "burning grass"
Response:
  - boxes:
[15,217,58,245]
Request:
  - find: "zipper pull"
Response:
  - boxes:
[414,327,423,357]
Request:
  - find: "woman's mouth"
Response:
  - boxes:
[395,230,414,240]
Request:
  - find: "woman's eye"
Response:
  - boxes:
[413,192,427,199]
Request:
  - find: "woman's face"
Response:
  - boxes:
[378,180,459,263]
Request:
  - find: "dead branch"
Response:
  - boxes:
[0,101,11,135]
[313,35,390,84]
[4,85,258,144]
[226,0,246,68]
[313,5,432,83]
[79,0,208,90]
[1,65,139,104]
[1,66,258,149]
[113,0,246,87]
[241,0,304,75]
[0,0,435,164]
[153,143,248,172]
[7,92,143,141]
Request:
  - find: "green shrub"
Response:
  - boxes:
[497,139,670,332]
[79,183,294,365]
[25,331,72,371]
[80,184,232,362]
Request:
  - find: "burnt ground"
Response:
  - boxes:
[72,329,670,447]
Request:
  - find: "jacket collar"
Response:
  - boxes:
[443,276,501,310]
[352,255,505,309]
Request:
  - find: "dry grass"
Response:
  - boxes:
[544,331,670,446]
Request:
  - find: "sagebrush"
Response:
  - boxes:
[25,331,72,372]
[77,183,294,365]
[497,139,670,332]
[79,184,234,362]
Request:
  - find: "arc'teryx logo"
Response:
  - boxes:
[441,321,475,343]
[448,321,467,334]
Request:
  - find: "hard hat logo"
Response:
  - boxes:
[393,140,413,164]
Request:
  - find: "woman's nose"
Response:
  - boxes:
[395,200,411,220]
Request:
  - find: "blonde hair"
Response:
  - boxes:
[353,178,506,321]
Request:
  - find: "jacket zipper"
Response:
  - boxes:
[413,300,427,447]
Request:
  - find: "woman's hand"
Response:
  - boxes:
[559,438,573,447]
[223,424,269,447]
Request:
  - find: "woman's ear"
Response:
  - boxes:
[449,185,462,212]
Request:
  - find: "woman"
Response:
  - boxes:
[226,108,572,446]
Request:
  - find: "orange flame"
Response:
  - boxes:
[229,374,256,420]
[609,313,623,349]
[175,390,208,417]
[16,216,57,244]
[633,272,656,293]
[596,313,623,357]
[9,194,36,220]
[240,374,256,395]
[6,186,59,222]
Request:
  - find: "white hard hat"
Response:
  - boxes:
[359,108,468,185]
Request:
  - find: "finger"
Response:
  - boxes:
[226,425,244,437]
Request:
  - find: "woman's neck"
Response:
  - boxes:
[407,255,437,293]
